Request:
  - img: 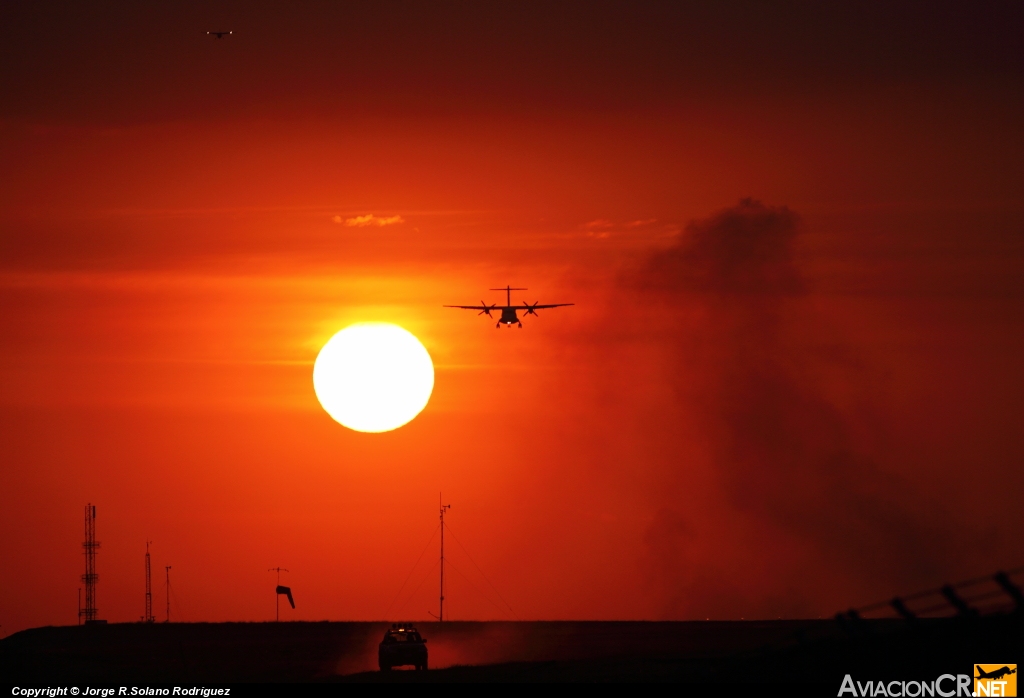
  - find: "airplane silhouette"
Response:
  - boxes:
[445,285,573,328]
[976,666,1016,680]
[207,31,232,39]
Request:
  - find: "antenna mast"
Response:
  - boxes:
[164,566,172,622]
[144,541,154,623]
[439,494,451,622]
[79,504,99,623]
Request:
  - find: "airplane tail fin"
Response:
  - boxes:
[490,286,527,304]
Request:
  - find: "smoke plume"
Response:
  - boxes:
[630,199,977,617]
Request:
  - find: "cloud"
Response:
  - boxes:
[580,218,668,239]
[337,214,405,227]
[638,199,802,296]
[624,218,658,228]
[627,198,978,617]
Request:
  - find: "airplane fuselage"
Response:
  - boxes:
[499,307,520,325]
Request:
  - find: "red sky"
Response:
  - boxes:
[2,2,1023,634]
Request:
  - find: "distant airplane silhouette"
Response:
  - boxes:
[207,31,232,39]
[276,585,295,609]
[976,666,1016,680]
[445,285,574,328]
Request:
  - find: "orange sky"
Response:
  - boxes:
[2,2,1024,634]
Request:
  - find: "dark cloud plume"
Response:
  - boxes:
[640,199,803,297]
[631,200,979,617]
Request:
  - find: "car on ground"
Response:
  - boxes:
[378,623,428,671]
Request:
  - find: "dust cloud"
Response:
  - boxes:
[625,200,986,618]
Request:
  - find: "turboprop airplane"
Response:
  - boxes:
[445,285,574,328]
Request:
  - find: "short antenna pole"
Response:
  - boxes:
[439,493,451,622]
[164,566,171,622]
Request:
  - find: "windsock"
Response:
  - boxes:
[276,585,295,609]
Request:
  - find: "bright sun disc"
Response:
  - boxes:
[313,323,434,433]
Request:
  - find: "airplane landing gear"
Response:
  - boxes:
[496,322,501,329]
[518,323,522,328]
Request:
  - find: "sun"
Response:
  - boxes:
[312,323,434,433]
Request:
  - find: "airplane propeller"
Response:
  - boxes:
[478,301,495,317]
[524,301,541,316]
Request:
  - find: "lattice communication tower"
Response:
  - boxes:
[144,541,155,623]
[79,504,99,623]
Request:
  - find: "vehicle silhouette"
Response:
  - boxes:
[379,623,428,671]
[976,665,1017,680]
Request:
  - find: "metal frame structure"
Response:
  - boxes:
[144,541,155,623]
[79,504,99,623]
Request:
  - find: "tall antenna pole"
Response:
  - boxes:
[439,494,451,622]
[269,568,288,622]
[165,566,172,622]
[144,541,154,623]
[80,504,99,623]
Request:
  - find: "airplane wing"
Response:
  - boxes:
[443,305,494,310]
[507,303,574,310]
